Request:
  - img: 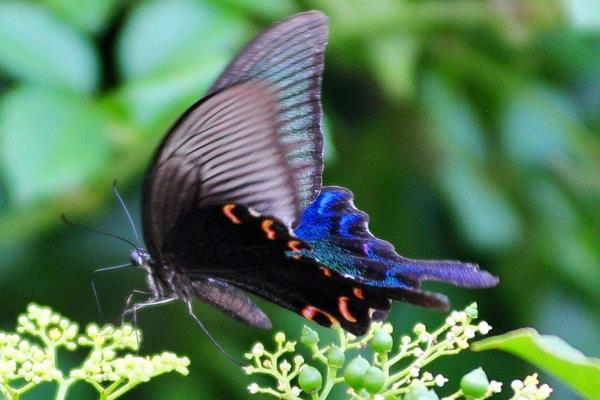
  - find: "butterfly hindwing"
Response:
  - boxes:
[294,186,499,309]
[161,203,393,335]
[192,278,272,329]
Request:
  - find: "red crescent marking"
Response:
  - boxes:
[261,219,277,240]
[302,305,318,320]
[288,240,302,251]
[301,306,339,326]
[320,267,332,277]
[222,204,242,224]
[338,296,357,322]
[353,288,364,299]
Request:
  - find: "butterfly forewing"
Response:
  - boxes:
[209,11,328,211]
[142,83,301,258]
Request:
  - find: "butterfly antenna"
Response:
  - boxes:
[113,180,142,248]
[90,263,134,320]
[186,302,244,366]
[94,263,133,273]
[61,214,138,249]
[91,278,102,320]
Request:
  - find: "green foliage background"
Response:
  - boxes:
[0,0,599,398]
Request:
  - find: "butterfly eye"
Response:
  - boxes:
[130,250,145,267]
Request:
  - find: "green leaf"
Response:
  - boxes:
[369,34,419,100]
[421,72,520,251]
[472,328,600,399]
[438,160,521,251]
[113,54,228,128]
[41,0,121,34]
[117,0,249,80]
[208,0,298,20]
[0,2,99,92]
[500,86,582,168]
[421,71,487,162]
[0,87,110,204]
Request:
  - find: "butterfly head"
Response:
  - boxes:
[130,248,152,270]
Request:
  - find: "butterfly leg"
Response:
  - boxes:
[121,295,178,347]
[122,295,178,321]
[184,299,242,365]
[121,289,152,325]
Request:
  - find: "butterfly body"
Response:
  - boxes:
[125,11,498,336]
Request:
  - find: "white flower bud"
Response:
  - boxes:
[279,360,291,372]
[511,379,524,391]
[251,343,264,356]
[435,374,448,387]
[478,321,492,334]
[274,332,286,344]
[248,383,259,394]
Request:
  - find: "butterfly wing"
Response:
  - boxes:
[142,83,302,258]
[192,278,272,329]
[162,202,396,335]
[293,186,499,307]
[209,11,327,210]
[142,11,328,256]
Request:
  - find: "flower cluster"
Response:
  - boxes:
[243,303,552,399]
[509,374,552,400]
[0,303,189,400]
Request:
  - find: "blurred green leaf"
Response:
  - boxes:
[421,72,487,162]
[209,0,298,20]
[369,34,419,100]
[421,72,520,251]
[117,0,250,80]
[500,86,583,168]
[472,328,600,399]
[438,160,521,251]
[0,2,99,92]
[529,179,600,299]
[41,0,121,34]
[113,54,228,128]
[562,0,600,31]
[0,86,110,204]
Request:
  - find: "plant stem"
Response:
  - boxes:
[55,379,74,400]
[318,366,338,400]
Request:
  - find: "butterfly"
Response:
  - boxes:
[125,10,498,336]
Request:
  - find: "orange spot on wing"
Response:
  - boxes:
[288,240,302,251]
[338,296,357,322]
[222,204,241,224]
[320,267,332,277]
[289,240,303,259]
[302,305,318,320]
[261,219,277,240]
[301,306,339,326]
[353,288,364,299]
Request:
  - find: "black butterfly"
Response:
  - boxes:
[123,11,498,336]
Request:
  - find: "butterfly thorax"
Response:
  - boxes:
[130,247,187,301]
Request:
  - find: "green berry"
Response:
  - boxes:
[326,345,345,368]
[460,367,489,398]
[404,386,440,400]
[371,329,393,353]
[298,365,322,394]
[363,366,385,393]
[301,326,319,347]
[343,356,370,390]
